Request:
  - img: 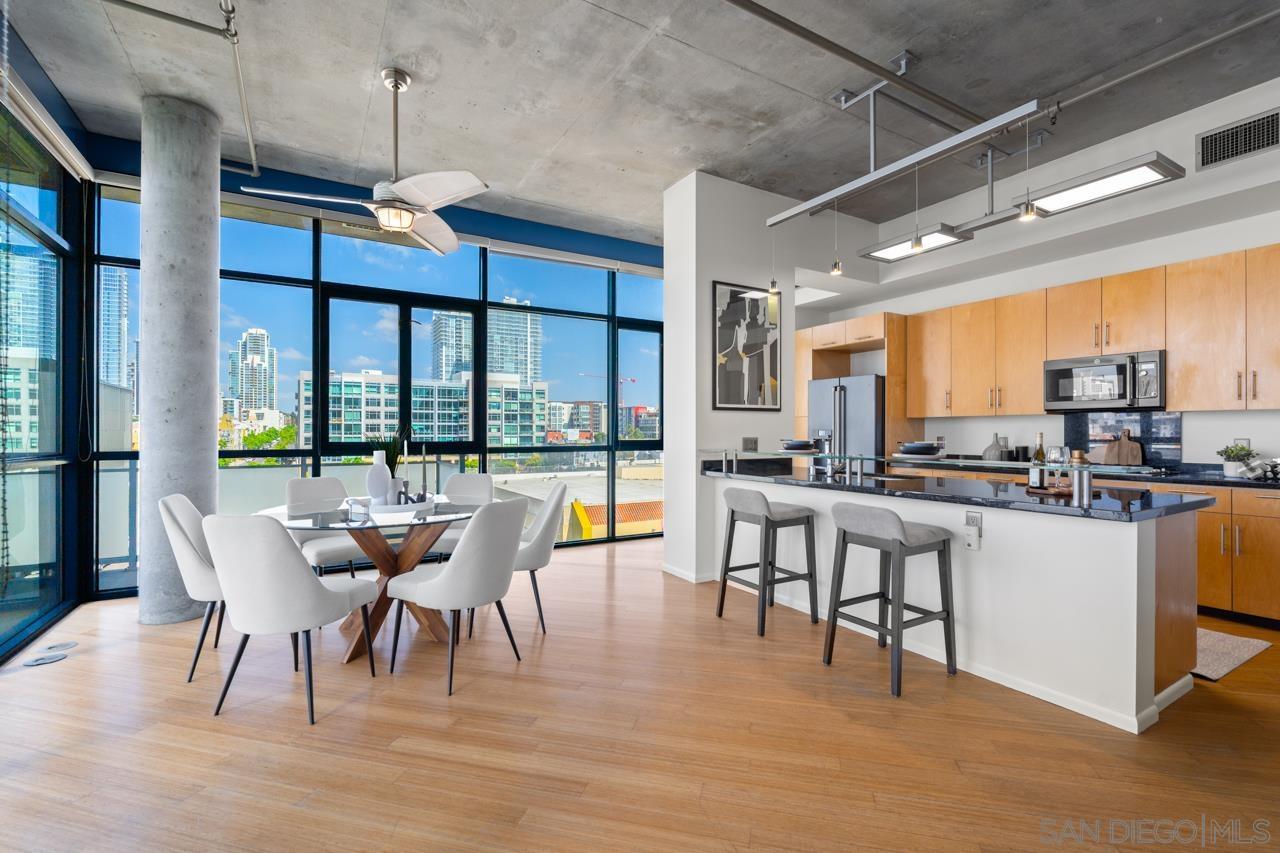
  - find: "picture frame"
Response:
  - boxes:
[711,280,782,411]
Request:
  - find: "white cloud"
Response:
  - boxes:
[280,347,308,361]
[221,306,252,329]
[349,354,380,369]
[639,347,659,357]
[364,306,399,341]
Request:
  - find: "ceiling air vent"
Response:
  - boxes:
[1196,109,1280,171]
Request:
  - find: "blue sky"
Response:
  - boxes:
[99,197,660,415]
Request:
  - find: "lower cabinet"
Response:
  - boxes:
[1196,512,1233,610]
[1232,514,1280,619]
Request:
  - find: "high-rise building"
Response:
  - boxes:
[1,241,58,360]
[489,298,542,383]
[127,339,140,417]
[431,310,472,380]
[226,327,278,414]
[567,400,608,438]
[486,372,547,446]
[98,266,130,387]
[546,401,573,431]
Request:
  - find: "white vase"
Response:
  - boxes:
[367,450,392,506]
[1222,461,1245,478]
[386,477,406,505]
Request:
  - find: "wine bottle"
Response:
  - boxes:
[1032,432,1046,464]
[1029,432,1047,488]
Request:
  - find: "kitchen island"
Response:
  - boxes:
[702,458,1214,732]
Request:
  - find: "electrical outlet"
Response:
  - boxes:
[964,511,982,551]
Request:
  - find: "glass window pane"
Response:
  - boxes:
[411,307,473,443]
[320,221,479,298]
[615,450,663,535]
[97,265,139,452]
[220,279,312,450]
[218,457,308,514]
[617,272,663,321]
[617,328,661,441]
[488,252,607,314]
[1,222,59,454]
[98,185,140,259]
[489,450,607,542]
[488,309,606,447]
[220,202,312,278]
[0,105,60,230]
[326,298,400,443]
[0,466,61,646]
[96,460,138,593]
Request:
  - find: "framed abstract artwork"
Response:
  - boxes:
[712,280,781,411]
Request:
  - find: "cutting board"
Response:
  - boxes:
[1101,430,1143,465]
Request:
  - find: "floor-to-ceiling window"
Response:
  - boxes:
[0,105,72,657]
[90,186,662,595]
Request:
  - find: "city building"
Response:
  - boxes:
[564,400,607,439]
[431,310,472,380]
[226,327,278,413]
[97,265,130,388]
[1,242,58,361]
[489,298,542,383]
[546,400,572,431]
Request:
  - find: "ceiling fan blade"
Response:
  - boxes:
[392,171,488,211]
[238,186,374,207]
[406,209,460,256]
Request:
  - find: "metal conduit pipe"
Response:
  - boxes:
[100,0,260,177]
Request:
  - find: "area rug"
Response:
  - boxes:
[1192,628,1271,681]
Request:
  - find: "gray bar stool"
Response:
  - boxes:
[717,487,819,636]
[823,502,956,696]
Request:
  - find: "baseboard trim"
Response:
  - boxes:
[662,562,701,583]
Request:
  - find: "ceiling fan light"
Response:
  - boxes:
[375,204,417,231]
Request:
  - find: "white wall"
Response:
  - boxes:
[810,76,1280,463]
[662,172,876,581]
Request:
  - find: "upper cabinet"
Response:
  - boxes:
[994,289,1047,415]
[794,327,813,418]
[1045,279,1101,360]
[811,320,846,350]
[1246,245,1280,409]
[906,308,951,418]
[1166,252,1247,412]
[950,300,997,417]
[1101,266,1165,354]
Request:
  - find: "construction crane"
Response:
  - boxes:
[577,372,636,408]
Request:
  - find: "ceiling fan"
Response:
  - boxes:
[239,68,486,255]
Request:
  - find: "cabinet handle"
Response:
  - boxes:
[1220,523,1227,556]
[1234,524,1241,557]
[1252,495,1280,501]
[1104,321,1111,347]
[1237,371,1244,400]
[988,388,994,408]
[944,389,951,410]
[1167,488,1208,495]
[853,334,874,341]
[1253,370,1258,400]
[1093,323,1100,349]
[996,386,1003,408]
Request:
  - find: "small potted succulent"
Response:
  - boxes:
[1216,443,1258,478]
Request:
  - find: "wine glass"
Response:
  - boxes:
[1046,446,1065,487]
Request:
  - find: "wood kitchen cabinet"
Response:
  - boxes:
[906,308,951,418]
[811,320,846,350]
[994,289,1046,415]
[794,327,812,418]
[1232,513,1280,619]
[1246,244,1280,409]
[1196,512,1233,610]
[950,300,996,416]
[1100,266,1165,354]
[1045,278,1101,359]
[1166,252,1247,411]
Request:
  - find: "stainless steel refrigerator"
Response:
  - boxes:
[808,375,884,473]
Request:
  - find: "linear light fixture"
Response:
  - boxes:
[1017,152,1184,216]
[859,223,971,263]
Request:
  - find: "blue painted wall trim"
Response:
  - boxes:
[86,132,663,268]
[5,23,88,153]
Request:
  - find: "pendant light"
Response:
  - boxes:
[830,197,843,275]
[769,226,779,293]
[1018,121,1039,222]
[910,165,924,252]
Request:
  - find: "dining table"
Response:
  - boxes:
[258,499,481,664]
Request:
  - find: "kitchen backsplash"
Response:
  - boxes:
[1064,411,1182,466]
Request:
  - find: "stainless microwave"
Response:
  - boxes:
[1043,351,1165,412]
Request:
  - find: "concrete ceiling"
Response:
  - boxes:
[14,0,1280,244]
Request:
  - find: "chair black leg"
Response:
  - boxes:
[767,525,777,607]
[716,512,735,618]
[360,604,376,678]
[804,518,818,624]
[889,547,907,698]
[187,601,216,683]
[389,599,405,674]
[213,600,225,649]
[823,535,846,666]
[877,550,891,649]
[302,629,315,724]
[446,610,459,696]
[291,632,299,672]
[348,560,355,579]
[756,521,769,637]
[938,541,957,676]
[529,571,546,634]
[494,599,521,661]
[467,607,475,639]
[213,633,249,716]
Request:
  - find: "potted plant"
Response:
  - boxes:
[1216,443,1258,477]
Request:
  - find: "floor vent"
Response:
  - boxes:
[1196,109,1280,170]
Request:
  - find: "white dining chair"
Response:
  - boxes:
[158,494,224,682]
[386,497,527,695]
[286,476,365,578]
[513,481,566,634]
[428,472,494,559]
[202,514,379,724]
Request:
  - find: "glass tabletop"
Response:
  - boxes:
[259,499,479,531]
[697,448,1159,476]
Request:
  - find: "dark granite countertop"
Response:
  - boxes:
[886,459,1280,490]
[701,461,1215,522]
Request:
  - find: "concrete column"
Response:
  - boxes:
[137,96,221,624]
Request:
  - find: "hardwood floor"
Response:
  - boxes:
[2,539,1278,851]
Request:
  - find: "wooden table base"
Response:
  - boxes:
[338,521,454,663]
